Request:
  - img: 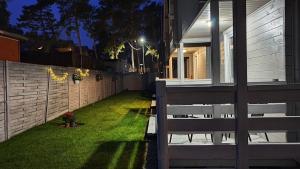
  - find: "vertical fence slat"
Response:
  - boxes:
[156,80,168,169]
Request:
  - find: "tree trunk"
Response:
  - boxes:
[93,39,98,59]
[131,44,135,70]
[75,18,83,68]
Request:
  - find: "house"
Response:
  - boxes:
[0,30,27,62]
[21,43,97,69]
[157,0,300,168]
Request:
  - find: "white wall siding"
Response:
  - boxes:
[246,0,285,82]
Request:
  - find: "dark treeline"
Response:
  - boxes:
[0,0,162,62]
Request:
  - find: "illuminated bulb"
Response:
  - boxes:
[207,21,212,27]
[140,37,145,43]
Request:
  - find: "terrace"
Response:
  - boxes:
[159,0,300,168]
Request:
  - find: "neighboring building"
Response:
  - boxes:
[103,59,131,74]
[21,44,97,69]
[0,30,27,62]
[157,0,300,168]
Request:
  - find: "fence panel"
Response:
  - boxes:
[0,61,126,143]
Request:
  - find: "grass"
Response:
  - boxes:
[0,91,151,169]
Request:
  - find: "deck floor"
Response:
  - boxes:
[148,116,287,144]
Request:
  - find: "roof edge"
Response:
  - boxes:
[0,30,28,41]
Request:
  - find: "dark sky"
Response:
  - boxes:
[7,0,104,48]
[7,0,161,49]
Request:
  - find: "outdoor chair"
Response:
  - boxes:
[169,115,193,143]
[248,113,269,142]
[223,113,234,140]
[204,114,214,142]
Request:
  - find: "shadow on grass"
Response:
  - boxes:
[81,141,147,169]
[51,122,86,127]
[128,108,149,115]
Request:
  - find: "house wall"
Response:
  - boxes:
[247,0,285,82]
[0,61,124,142]
[0,36,20,62]
[224,0,285,82]
[191,47,207,79]
[197,48,207,79]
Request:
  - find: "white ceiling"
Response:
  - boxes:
[183,0,271,40]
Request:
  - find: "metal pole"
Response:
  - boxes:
[131,47,135,70]
[142,45,145,73]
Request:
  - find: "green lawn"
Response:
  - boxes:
[0,92,150,169]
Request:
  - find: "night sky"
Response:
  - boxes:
[7,0,161,49]
[7,0,104,48]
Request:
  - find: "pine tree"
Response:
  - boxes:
[18,4,59,39]
[0,0,10,30]
[56,0,92,67]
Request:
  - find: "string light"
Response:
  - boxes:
[76,68,90,77]
[48,67,69,81]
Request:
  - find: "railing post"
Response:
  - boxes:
[213,104,222,144]
[156,80,169,169]
[211,0,221,85]
[233,0,249,168]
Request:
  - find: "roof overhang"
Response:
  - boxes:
[0,30,28,41]
[181,0,271,43]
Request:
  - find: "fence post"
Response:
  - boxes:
[4,61,10,140]
[45,66,50,123]
[79,76,81,108]
[3,61,7,140]
[156,80,168,169]
[67,69,70,111]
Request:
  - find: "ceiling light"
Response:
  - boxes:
[207,21,212,27]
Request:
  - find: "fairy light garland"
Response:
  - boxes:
[48,67,69,81]
[76,68,90,77]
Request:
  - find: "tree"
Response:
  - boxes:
[141,2,162,72]
[18,3,59,39]
[104,42,125,59]
[0,0,10,30]
[56,0,92,67]
[146,46,159,61]
[142,2,162,47]
[97,0,147,60]
[83,6,99,58]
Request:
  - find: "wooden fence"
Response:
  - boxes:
[0,61,124,142]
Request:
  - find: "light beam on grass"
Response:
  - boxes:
[108,142,126,169]
[128,142,140,169]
